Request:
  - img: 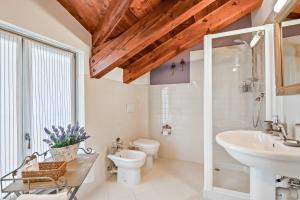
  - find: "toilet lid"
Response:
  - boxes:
[133,138,160,148]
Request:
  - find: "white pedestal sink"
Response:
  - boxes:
[216,130,300,200]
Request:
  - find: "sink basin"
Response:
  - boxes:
[216,130,300,200]
[108,150,146,185]
[216,130,300,176]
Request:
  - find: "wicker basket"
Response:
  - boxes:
[22,161,67,183]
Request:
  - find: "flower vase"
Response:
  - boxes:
[50,143,79,162]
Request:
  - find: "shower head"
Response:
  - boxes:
[249,31,264,48]
[233,31,264,48]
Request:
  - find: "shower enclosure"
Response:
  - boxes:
[203,25,275,200]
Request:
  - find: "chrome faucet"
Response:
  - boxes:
[111,137,124,153]
[273,123,288,141]
[271,116,288,141]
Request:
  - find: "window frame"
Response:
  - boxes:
[0,19,85,157]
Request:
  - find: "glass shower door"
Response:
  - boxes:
[212,31,266,193]
[203,24,274,198]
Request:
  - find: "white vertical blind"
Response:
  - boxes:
[0,30,76,197]
[23,39,76,155]
[0,30,22,198]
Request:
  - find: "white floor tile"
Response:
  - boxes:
[83,158,204,200]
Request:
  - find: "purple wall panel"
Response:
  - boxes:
[150,57,190,85]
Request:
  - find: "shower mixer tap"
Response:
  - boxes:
[255,93,264,101]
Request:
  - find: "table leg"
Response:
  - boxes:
[69,187,80,200]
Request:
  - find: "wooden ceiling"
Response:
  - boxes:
[288,3,300,19]
[58,0,263,83]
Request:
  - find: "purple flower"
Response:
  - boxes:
[67,124,71,132]
[43,139,52,144]
[58,126,65,134]
[44,128,52,135]
[80,132,86,139]
[70,126,75,135]
[52,125,59,133]
[44,123,90,148]
[80,134,90,141]
[59,133,65,141]
[74,122,79,132]
[50,135,57,142]
[79,127,85,134]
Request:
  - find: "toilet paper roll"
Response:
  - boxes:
[161,129,171,136]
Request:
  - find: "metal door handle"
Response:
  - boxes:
[24,133,31,149]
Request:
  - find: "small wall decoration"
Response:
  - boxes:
[150,53,190,85]
[180,59,186,71]
[171,63,176,75]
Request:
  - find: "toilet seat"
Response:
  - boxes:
[133,138,160,149]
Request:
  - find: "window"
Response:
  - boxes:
[0,30,22,198]
[0,30,76,197]
[23,39,76,155]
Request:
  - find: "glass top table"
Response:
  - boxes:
[2,153,98,200]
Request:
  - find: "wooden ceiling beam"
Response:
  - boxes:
[92,0,132,47]
[90,0,218,78]
[123,0,263,83]
[57,0,111,33]
[287,3,300,19]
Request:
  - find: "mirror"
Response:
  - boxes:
[282,22,300,86]
[274,1,300,95]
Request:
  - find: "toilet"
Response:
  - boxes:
[133,138,160,169]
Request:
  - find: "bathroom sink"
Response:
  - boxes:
[216,130,300,177]
[216,130,300,200]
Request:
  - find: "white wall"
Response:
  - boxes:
[148,51,204,164]
[277,95,300,139]
[82,78,149,194]
[0,0,150,195]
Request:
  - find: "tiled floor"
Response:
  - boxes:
[84,159,204,200]
[214,167,249,193]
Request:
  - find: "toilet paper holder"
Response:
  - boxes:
[161,124,172,136]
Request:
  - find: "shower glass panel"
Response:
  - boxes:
[211,31,265,193]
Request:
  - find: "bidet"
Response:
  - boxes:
[107,149,146,185]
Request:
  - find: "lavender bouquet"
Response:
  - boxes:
[43,123,90,148]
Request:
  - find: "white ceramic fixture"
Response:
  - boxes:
[216,130,300,200]
[107,149,146,185]
[133,138,160,169]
